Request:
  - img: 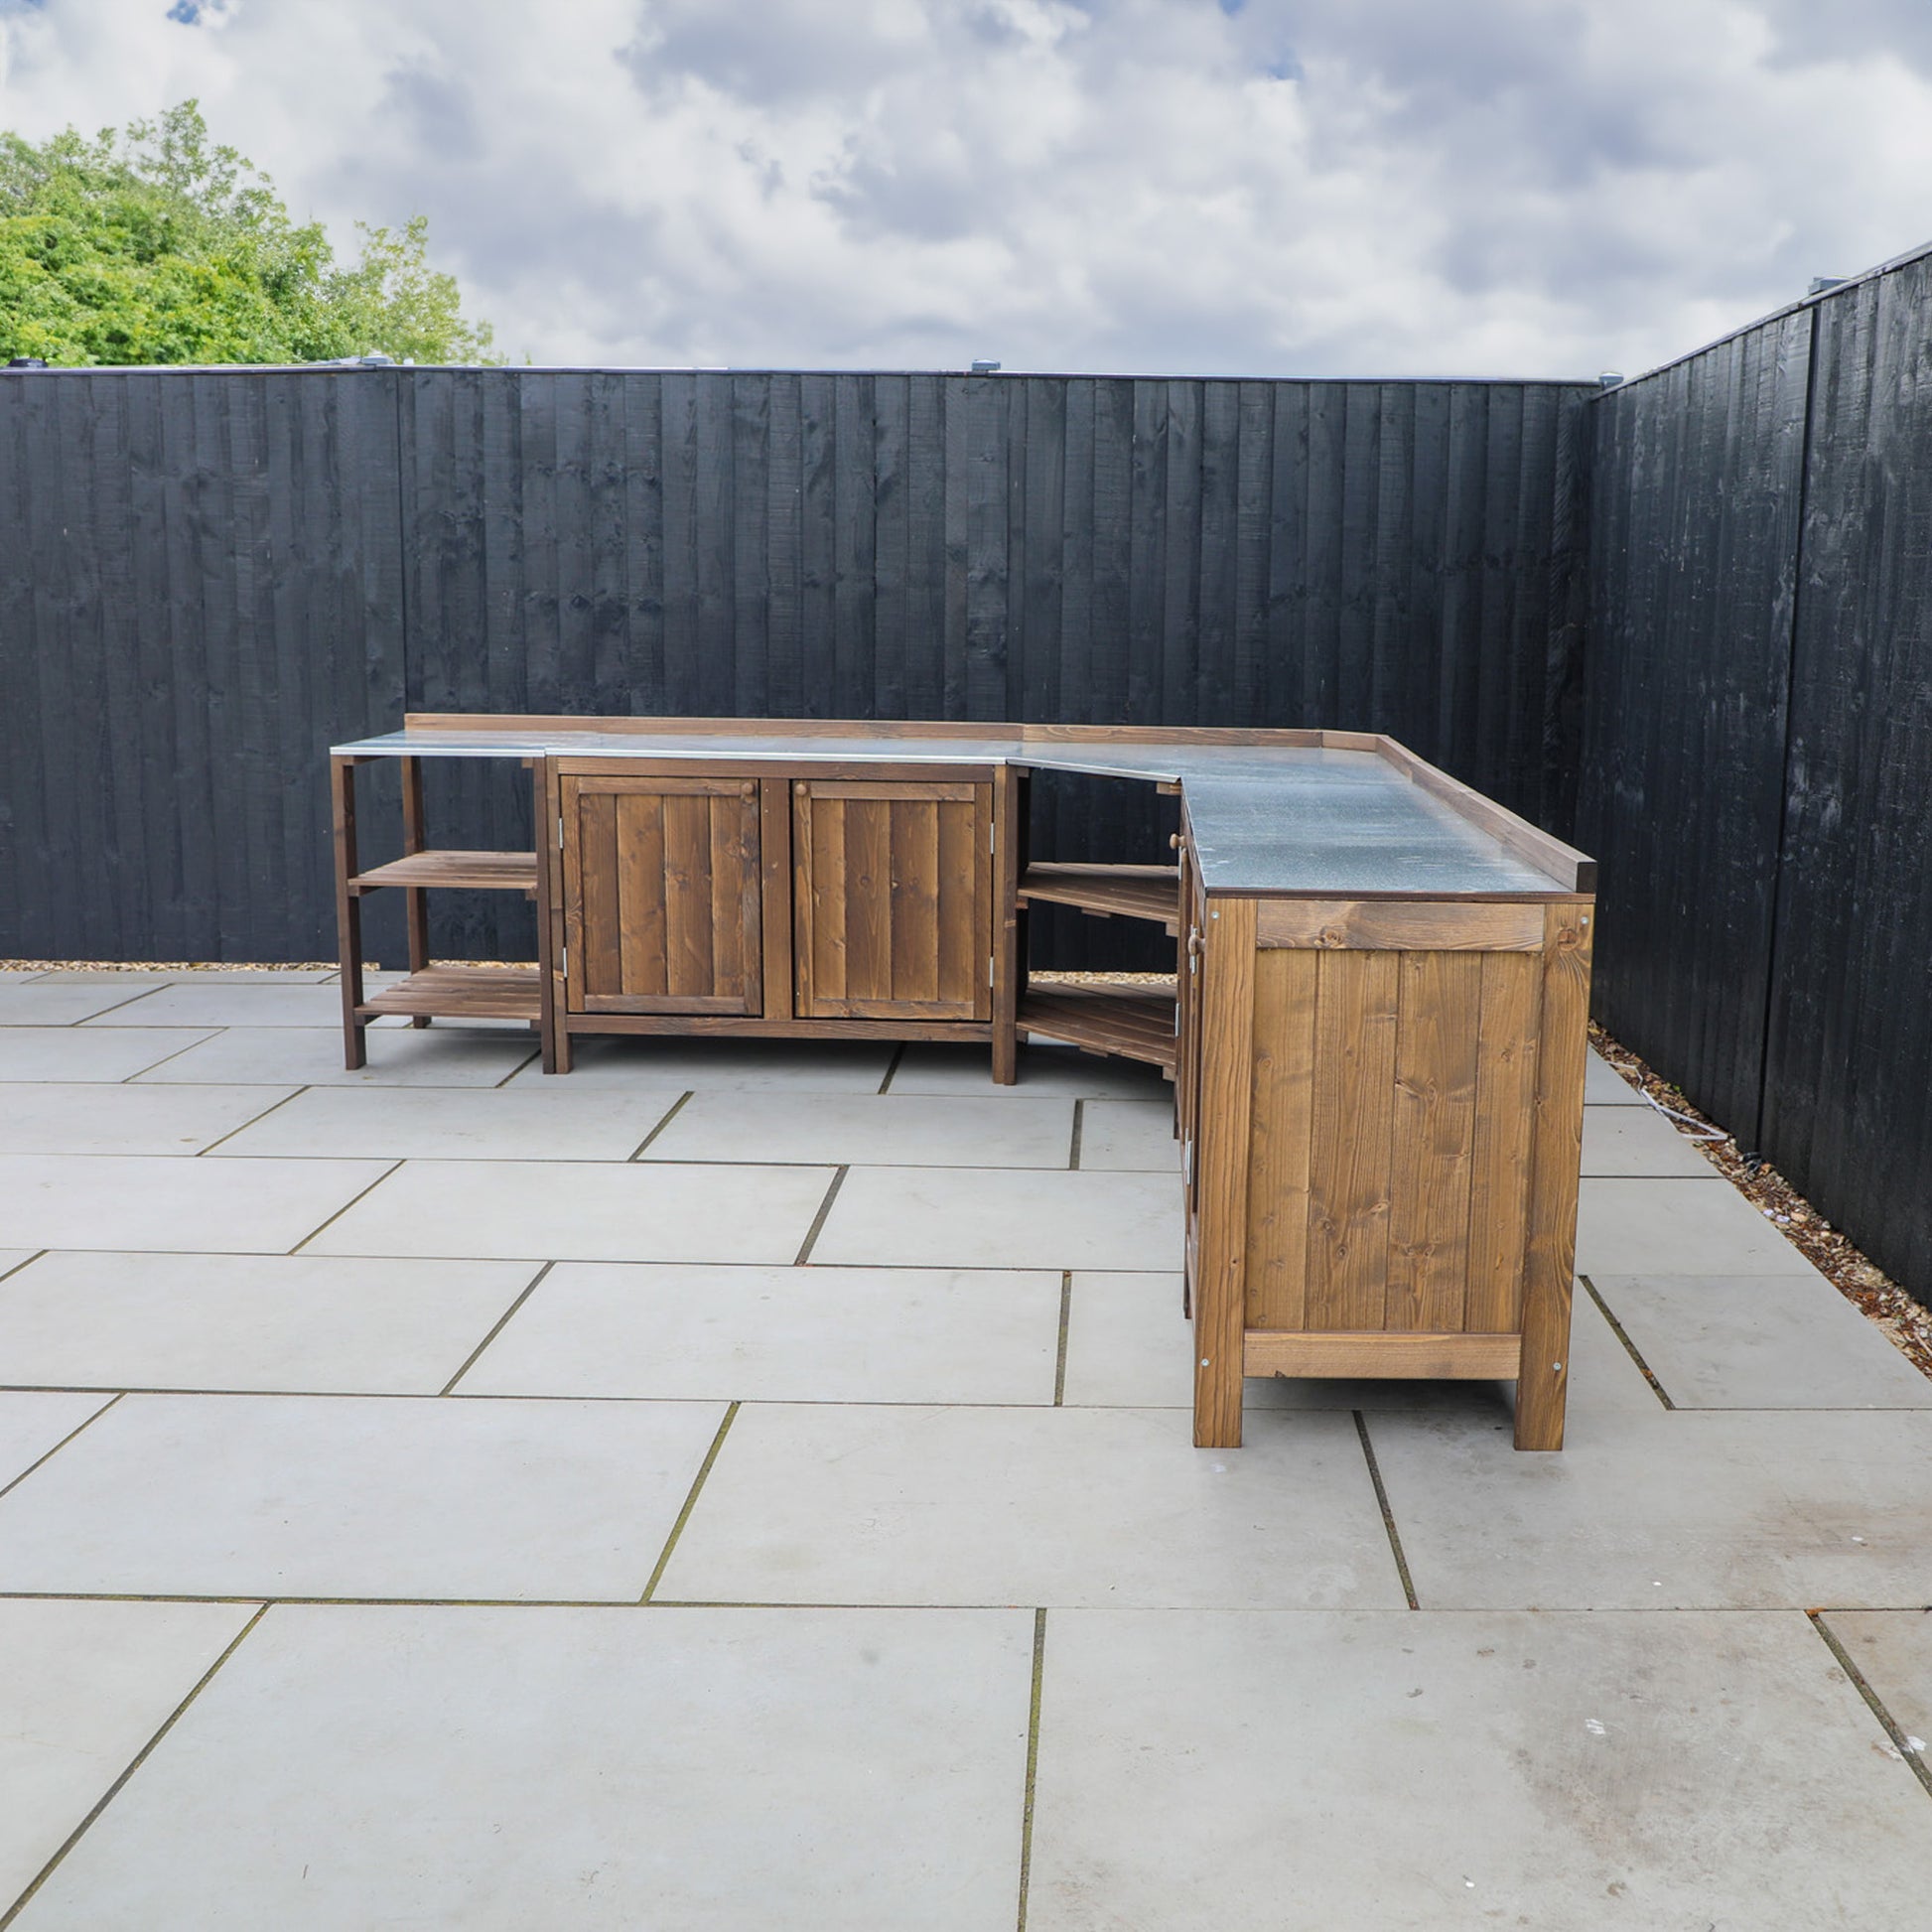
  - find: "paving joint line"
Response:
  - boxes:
[439,1261,556,1395]
[1579,1273,1676,1409]
[118,1029,226,1082]
[192,1084,312,1157]
[1352,1411,1420,1609]
[1808,1610,1932,1802]
[488,1043,544,1086]
[792,1167,849,1265]
[877,1043,906,1094]
[1015,1606,1048,1932]
[1053,1273,1071,1405]
[0,1249,44,1286]
[627,1091,693,1161]
[1067,1099,1083,1171]
[286,1159,406,1254]
[0,1394,123,1504]
[0,1600,271,1931]
[640,1402,740,1602]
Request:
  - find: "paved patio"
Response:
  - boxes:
[1,964,1929,1928]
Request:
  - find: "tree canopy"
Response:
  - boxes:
[0,101,500,366]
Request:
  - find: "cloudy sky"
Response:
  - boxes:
[4,0,1929,376]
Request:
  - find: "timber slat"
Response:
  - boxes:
[1016,863,1181,931]
[350,850,538,894]
[1018,985,1178,1073]
[360,964,542,1021]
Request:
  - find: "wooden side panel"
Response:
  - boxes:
[1242,947,1318,1330]
[1464,951,1543,1330]
[1386,952,1482,1330]
[1303,951,1400,1329]
[564,775,760,1016]
[1515,901,1593,1449]
[1192,897,1257,1448]
[794,779,990,1020]
[1256,899,1548,951]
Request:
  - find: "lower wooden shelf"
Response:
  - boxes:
[1017,982,1178,1074]
[358,964,542,1023]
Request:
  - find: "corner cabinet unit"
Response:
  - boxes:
[330,716,1593,1451]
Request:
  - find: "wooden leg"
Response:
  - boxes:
[1514,901,1593,1450]
[332,756,367,1071]
[990,766,1024,1085]
[1191,899,1256,1449]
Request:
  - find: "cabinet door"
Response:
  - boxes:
[562,775,762,1015]
[793,780,992,1021]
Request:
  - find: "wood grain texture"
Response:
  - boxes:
[1386,951,1481,1331]
[1255,898,1546,951]
[1515,900,1592,1449]
[1192,897,1256,1448]
[1244,1330,1522,1379]
[1242,946,1318,1330]
[1463,950,1542,1329]
[1304,950,1400,1331]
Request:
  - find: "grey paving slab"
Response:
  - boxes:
[79,983,393,1029]
[0,969,48,982]
[1580,1103,1719,1176]
[0,1155,392,1254]
[0,1253,539,1395]
[813,1166,1183,1271]
[1367,1405,1932,1608]
[210,1083,687,1163]
[0,983,168,1027]
[132,1026,538,1087]
[0,1029,216,1083]
[1590,1273,1932,1409]
[0,1598,259,1914]
[457,1262,1060,1404]
[1577,1176,1825,1276]
[1027,1609,1932,1931]
[0,1084,297,1157]
[506,1035,896,1091]
[1075,1099,1180,1172]
[1061,1271,1661,1421]
[9,1603,1031,1932]
[641,1090,1076,1169]
[0,1393,726,1601]
[1818,1610,1932,1754]
[1584,1050,1646,1104]
[890,1040,1173,1099]
[37,969,336,984]
[0,1393,114,1489]
[308,1159,834,1264]
[660,1403,1403,1608]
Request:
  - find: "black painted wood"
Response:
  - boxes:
[2,365,1589,978]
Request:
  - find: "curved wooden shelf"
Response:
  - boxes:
[1017,863,1180,931]
[1018,982,1178,1075]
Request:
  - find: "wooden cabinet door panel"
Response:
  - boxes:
[563,776,761,1014]
[793,780,992,1021]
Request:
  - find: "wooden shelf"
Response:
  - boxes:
[1016,863,1180,931]
[1018,982,1178,1075]
[350,850,538,894]
[358,964,542,1023]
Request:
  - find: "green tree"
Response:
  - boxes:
[0,101,500,365]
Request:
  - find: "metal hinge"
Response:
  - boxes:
[988,956,996,987]
[988,825,996,855]
[557,816,565,851]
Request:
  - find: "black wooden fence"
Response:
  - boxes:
[1580,244,1932,1304]
[0,366,1591,972]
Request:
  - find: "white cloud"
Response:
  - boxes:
[4,0,1931,375]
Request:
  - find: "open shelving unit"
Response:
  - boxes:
[1013,856,1182,1074]
[332,756,553,1065]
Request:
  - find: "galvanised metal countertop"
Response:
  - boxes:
[331,726,1585,897]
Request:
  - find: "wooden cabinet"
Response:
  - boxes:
[792,780,993,1022]
[561,773,762,1015]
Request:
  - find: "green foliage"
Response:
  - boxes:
[0,101,499,366]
